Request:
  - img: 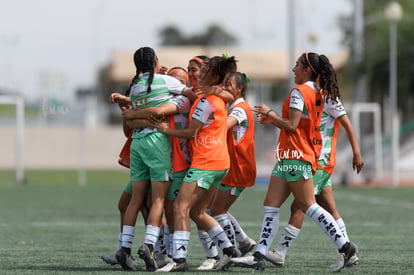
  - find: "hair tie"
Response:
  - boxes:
[242,73,249,84]
[222,52,230,59]
[306,52,318,74]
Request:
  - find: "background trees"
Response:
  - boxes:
[340,0,414,124]
[158,24,237,46]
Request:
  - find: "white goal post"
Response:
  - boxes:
[351,102,383,181]
[0,94,25,185]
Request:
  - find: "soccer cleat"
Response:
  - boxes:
[101,252,119,265]
[155,259,189,272]
[138,243,158,271]
[330,252,344,272]
[156,253,172,268]
[225,246,242,257]
[215,246,241,271]
[331,242,358,272]
[231,255,256,267]
[115,247,136,271]
[266,249,285,266]
[231,251,266,271]
[238,237,257,256]
[345,255,359,267]
[197,256,220,270]
[330,253,359,270]
[215,254,232,271]
[251,251,266,271]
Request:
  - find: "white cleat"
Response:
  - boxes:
[101,252,119,265]
[215,254,233,271]
[156,260,189,272]
[156,254,172,268]
[331,242,358,272]
[266,249,285,266]
[345,255,359,267]
[231,252,266,271]
[231,255,256,267]
[330,252,345,272]
[197,257,219,270]
[331,253,359,269]
[215,246,240,271]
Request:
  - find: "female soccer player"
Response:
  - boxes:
[197,72,257,270]
[150,55,240,272]
[121,64,234,268]
[266,83,364,269]
[187,55,209,89]
[232,52,358,272]
[110,47,196,271]
[101,79,148,271]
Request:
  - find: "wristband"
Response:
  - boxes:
[266,109,273,116]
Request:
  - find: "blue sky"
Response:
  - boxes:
[0,0,351,102]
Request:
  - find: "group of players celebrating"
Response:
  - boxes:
[103,46,363,272]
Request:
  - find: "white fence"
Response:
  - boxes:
[0,126,127,169]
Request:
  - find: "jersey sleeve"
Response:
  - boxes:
[229,106,248,125]
[191,97,216,124]
[289,89,305,112]
[164,75,186,95]
[325,97,346,119]
[169,95,191,113]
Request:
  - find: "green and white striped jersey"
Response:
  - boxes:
[130,72,185,136]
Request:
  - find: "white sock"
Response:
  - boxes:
[256,206,280,256]
[228,212,248,242]
[336,218,350,242]
[207,225,233,250]
[173,231,190,260]
[214,213,236,245]
[198,230,218,258]
[154,226,166,255]
[306,203,346,249]
[117,232,123,250]
[275,224,300,257]
[121,225,135,249]
[144,225,160,247]
[168,233,174,257]
[164,225,171,256]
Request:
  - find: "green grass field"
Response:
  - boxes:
[0,170,413,274]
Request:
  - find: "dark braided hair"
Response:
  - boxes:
[300,52,341,103]
[133,47,157,94]
[124,74,138,97]
[204,55,238,85]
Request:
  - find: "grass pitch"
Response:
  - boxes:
[0,170,413,274]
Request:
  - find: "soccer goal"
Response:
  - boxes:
[351,102,383,181]
[0,93,25,185]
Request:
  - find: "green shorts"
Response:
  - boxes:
[217,184,245,197]
[124,180,133,195]
[167,169,187,200]
[124,180,152,195]
[130,131,172,182]
[183,168,229,190]
[313,168,332,195]
[271,159,313,182]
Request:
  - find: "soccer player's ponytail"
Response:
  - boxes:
[301,52,341,103]
[133,47,157,94]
